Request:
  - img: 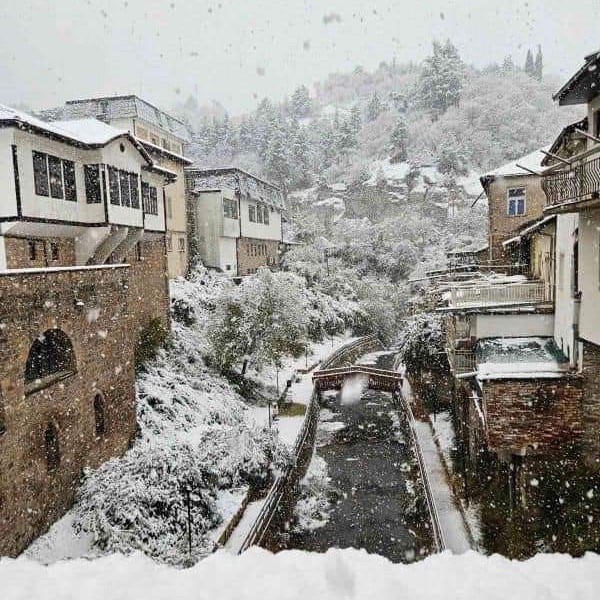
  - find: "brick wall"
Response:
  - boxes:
[236,237,279,276]
[0,266,136,556]
[5,236,76,269]
[487,175,546,262]
[581,341,600,467]
[482,377,583,455]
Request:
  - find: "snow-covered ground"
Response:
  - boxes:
[4,548,600,600]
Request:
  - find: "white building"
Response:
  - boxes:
[185,167,285,277]
[0,104,169,269]
[39,95,192,278]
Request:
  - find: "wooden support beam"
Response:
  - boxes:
[515,163,542,176]
[576,128,600,144]
[540,149,572,166]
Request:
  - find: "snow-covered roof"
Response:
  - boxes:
[0,105,153,165]
[481,147,548,180]
[503,215,556,247]
[186,167,285,209]
[447,243,488,256]
[476,337,570,381]
[61,95,191,142]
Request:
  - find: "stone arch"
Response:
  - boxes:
[24,329,76,392]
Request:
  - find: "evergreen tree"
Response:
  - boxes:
[254,98,277,160]
[390,115,408,162]
[524,49,535,77]
[502,55,515,73]
[419,40,464,117]
[264,118,291,194]
[366,92,383,121]
[338,117,358,153]
[290,85,312,119]
[289,118,312,188]
[237,117,253,151]
[349,104,362,134]
[534,45,543,81]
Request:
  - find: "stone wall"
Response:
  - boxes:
[125,234,171,340]
[236,237,279,276]
[482,377,583,455]
[0,266,136,556]
[5,236,76,269]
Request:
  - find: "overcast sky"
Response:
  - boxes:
[1,0,599,116]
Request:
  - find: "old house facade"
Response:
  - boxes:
[0,105,170,556]
[40,95,192,279]
[480,149,547,264]
[185,167,285,277]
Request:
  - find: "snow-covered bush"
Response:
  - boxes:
[74,442,221,565]
[396,312,446,374]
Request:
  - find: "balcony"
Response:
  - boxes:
[447,280,553,310]
[542,153,600,213]
[446,348,477,376]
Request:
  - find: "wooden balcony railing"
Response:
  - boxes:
[449,281,552,308]
[542,155,600,208]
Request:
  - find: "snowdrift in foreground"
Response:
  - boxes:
[3,548,599,600]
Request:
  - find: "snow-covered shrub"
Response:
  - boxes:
[74,442,221,565]
[396,312,446,374]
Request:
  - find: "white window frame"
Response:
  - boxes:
[507,187,526,216]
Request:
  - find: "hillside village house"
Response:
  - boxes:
[40,95,192,279]
[185,167,285,277]
[0,105,171,556]
[480,148,548,264]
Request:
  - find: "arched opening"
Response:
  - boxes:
[24,329,76,394]
[94,393,106,437]
[44,423,60,471]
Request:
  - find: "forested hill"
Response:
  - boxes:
[176,42,581,195]
[175,43,582,311]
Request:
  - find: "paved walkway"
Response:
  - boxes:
[401,375,472,554]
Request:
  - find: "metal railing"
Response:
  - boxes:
[449,280,552,307]
[542,155,600,207]
[446,348,477,376]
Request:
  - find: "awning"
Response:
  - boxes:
[502,215,556,247]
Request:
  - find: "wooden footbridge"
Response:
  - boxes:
[312,365,403,392]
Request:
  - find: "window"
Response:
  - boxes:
[119,171,131,207]
[49,242,59,262]
[25,329,76,393]
[507,187,526,216]
[249,205,256,222]
[28,240,37,261]
[63,160,76,202]
[178,237,186,252]
[84,164,102,204]
[136,126,147,140]
[223,198,238,219]
[166,234,173,251]
[263,205,269,225]
[94,394,106,437]
[45,423,60,472]
[142,182,158,215]
[256,204,263,224]
[161,138,171,151]
[32,151,77,201]
[226,264,231,270]
[129,173,140,209]
[33,151,49,196]
[108,166,120,205]
[48,155,64,198]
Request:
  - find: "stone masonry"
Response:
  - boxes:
[236,237,280,276]
[0,266,136,556]
[580,340,600,468]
